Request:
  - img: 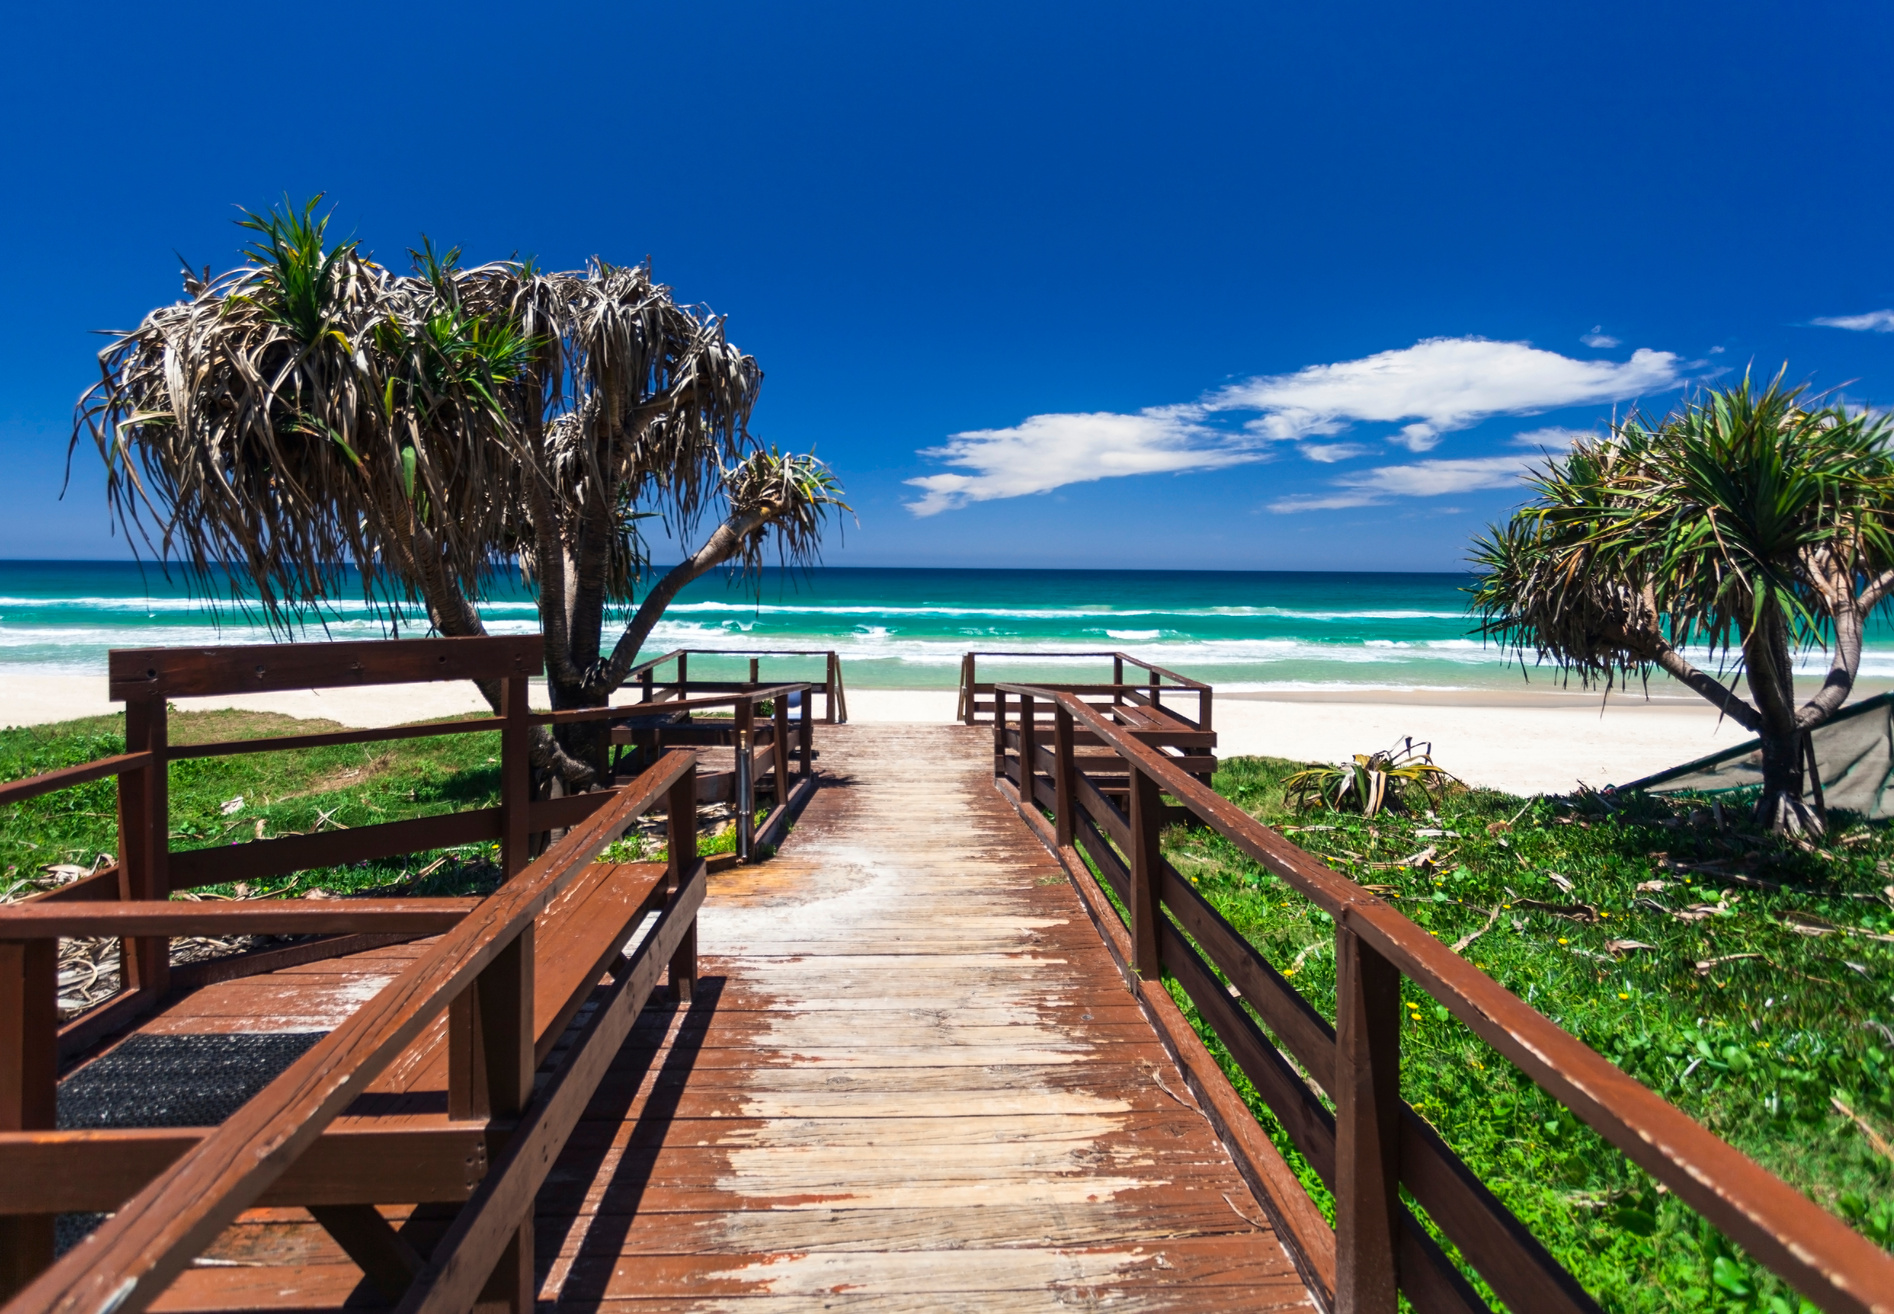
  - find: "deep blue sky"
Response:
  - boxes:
[4,1,1892,571]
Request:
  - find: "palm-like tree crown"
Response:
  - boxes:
[1472,372,1894,830]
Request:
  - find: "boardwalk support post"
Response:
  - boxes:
[1053,705,1075,849]
[736,699,755,863]
[118,694,170,997]
[992,687,1007,780]
[0,939,55,1299]
[1018,693,1036,805]
[1128,766,1163,979]
[667,763,699,1001]
[499,675,531,880]
[773,697,791,806]
[1334,926,1401,1314]
[447,922,536,1312]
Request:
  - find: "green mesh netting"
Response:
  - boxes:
[1615,692,1894,818]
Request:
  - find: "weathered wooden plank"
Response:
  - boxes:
[554,1236,1308,1299]
[108,636,542,699]
[0,1125,487,1214]
[0,900,478,939]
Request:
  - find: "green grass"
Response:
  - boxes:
[1164,755,1894,1313]
[0,709,737,904]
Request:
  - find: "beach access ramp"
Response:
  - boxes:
[2,638,1890,1312]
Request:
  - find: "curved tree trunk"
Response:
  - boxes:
[538,505,777,783]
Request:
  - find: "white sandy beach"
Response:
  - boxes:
[1,675,1759,796]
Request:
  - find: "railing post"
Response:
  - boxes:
[1113,655,1124,707]
[798,687,814,776]
[499,675,531,880]
[773,695,791,805]
[641,667,654,704]
[958,654,972,725]
[448,922,536,1312]
[117,693,170,996]
[0,939,55,1299]
[1017,692,1036,803]
[1053,703,1075,849]
[1200,685,1213,735]
[667,763,698,1001]
[748,656,760,687]
[1128,765,1163,978]
[678,652,688,701]
[736,698,755,862]
[826,652,839,724]
[1334,925,1402,1314]
[992,687,1007,780]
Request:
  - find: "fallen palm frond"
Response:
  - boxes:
[1284,737,1460,818]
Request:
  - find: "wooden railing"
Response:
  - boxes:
[606,681,818,862]
[992,684,1894,1314]
[5,748,704,1313]
[3,640,809,1060]
[0,636,830,1302]
[626,646,848,723]
[958,649,1210,732]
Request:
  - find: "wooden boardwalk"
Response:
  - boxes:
[531,723,1312,1310]
[21,639,1894,1311]
[53,722,1310,1312]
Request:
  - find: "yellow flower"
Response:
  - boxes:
[1618,992,1629,1000]
[1558,937,1569,945]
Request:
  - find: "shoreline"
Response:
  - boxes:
[0,675,1772,797]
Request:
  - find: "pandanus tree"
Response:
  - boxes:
[74,198,847,786]
[1471,373,1894,834]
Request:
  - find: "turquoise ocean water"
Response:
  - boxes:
[4,562,1891,692]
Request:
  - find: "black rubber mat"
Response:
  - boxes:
[57,1031,328,1130]
[53,1032,330,1255]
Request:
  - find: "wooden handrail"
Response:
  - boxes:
[964,650,1210,688]
[0,753,151,807]
[168,718,509,760]
[108,636,543,700]
[625,648,847,725]
[8,750,700,1314]
[994,683,1894,1314]
[0,899,480,939]
[530,684,812,726]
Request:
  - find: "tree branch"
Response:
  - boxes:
[594,505,770,695]
[1605,618,1761,732]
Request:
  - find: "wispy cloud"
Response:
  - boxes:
[1269,454,1544,513]
[905,336,1682,514]
[903,410,1262,516]
[1581,325,1621,348]
[1813,310,1894,333]
[1298,442,1369,463]
[1205,337,1681,452]
[1509,426,1591,448]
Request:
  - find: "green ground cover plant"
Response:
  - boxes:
[0,709,737,905]
[1165,755,1894,1312]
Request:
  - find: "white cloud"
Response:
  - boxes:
[1813,310,1894,333]
[1269,454,1542,513]
[1581,325,1621,348]
[906,336,1682,514]
[1205,337,1682,452]
[1298,442,1369,463]
[903,410,1262,516]
[1509,426,1592,448]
